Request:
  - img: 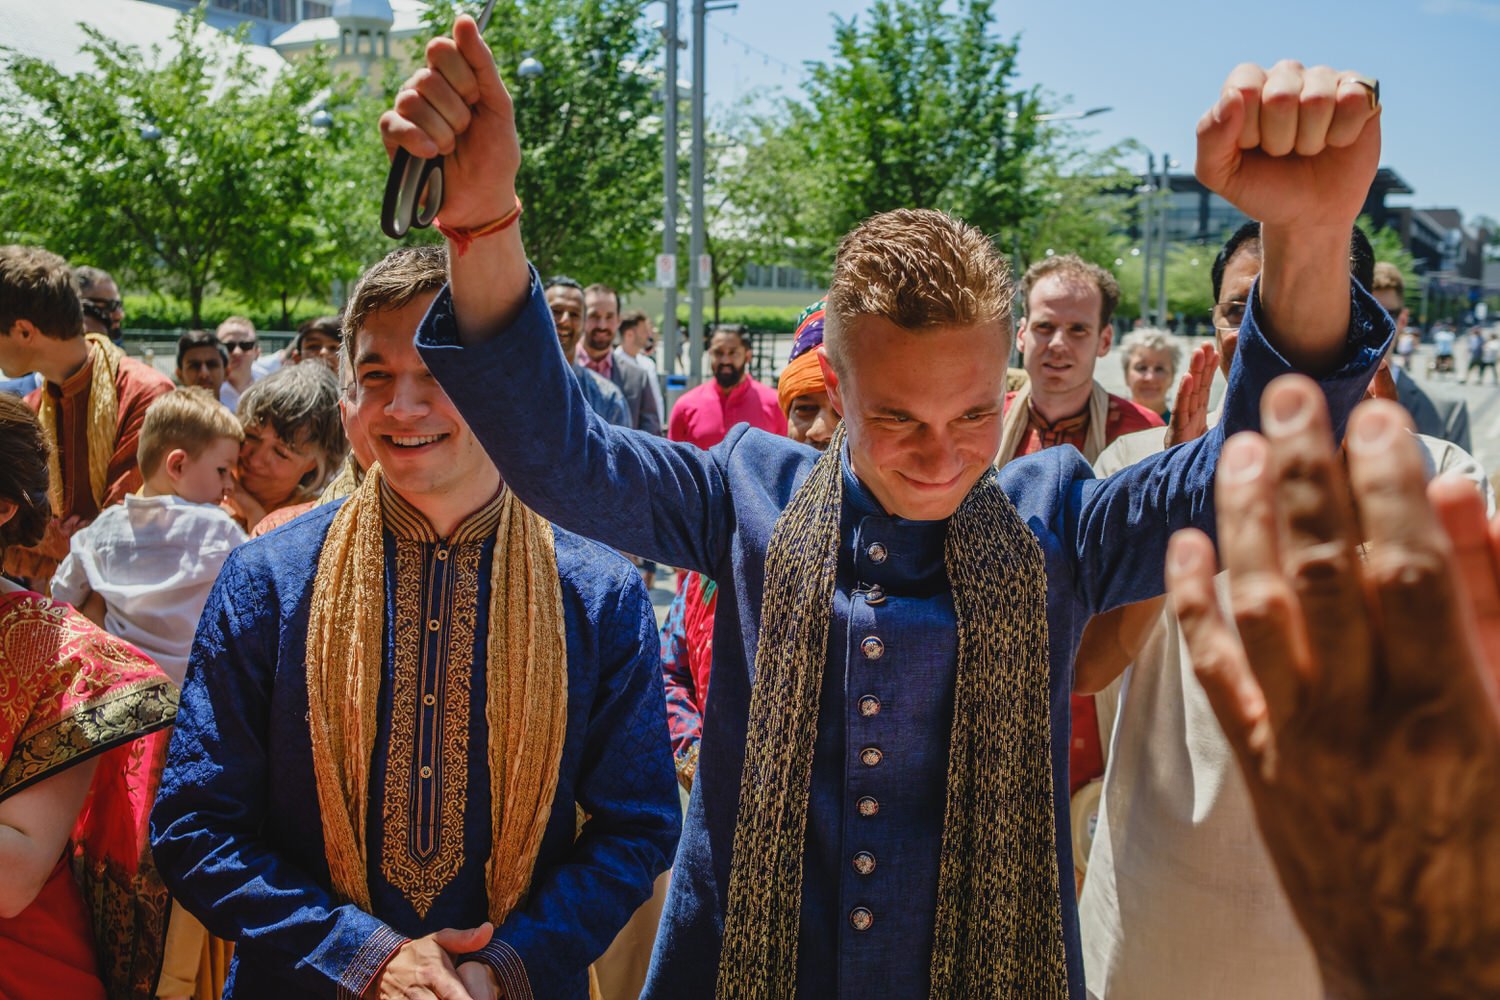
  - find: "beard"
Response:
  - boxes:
[714,363,744,388]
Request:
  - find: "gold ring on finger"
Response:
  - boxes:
[1352,75,1380,110]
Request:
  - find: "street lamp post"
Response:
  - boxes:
[1156,153,1170,326]
[688,0,736,388]
[1139,153,1154,322]
[658,3,683,381]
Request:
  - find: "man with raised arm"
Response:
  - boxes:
[381,21,1389,997]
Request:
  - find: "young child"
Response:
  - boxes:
[52,386,246,1000]
[52,387,246,686]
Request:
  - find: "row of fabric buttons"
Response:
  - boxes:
[853,544,886,932]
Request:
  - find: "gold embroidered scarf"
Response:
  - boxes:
[304,466,569,921]
[715,425,1068,999]
[36,333,123,513]
[995,378,1110,467]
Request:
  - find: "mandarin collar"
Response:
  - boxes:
[47,343,97,400]
[839,443,950,593]
[379,477,505,544]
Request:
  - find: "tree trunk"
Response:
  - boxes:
[189,282,205,328]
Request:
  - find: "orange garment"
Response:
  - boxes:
[1001,389,1165,797]
[8,351,172,580]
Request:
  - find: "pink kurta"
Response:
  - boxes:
[667,377,786,450]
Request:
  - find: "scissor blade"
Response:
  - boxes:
[475,0,499,32]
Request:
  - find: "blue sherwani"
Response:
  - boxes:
[150,488,680,999]
[416,273,1390,999]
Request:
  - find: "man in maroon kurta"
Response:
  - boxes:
[0,246,171,582]
[996,254,1163,811]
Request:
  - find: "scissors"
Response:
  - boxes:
[381,0,499,239]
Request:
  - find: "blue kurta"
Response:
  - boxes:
[149,486,681,1000]
[416,273,1390,999]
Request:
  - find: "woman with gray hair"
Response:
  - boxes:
[226,361,347,532]
[1120,327,1182,421]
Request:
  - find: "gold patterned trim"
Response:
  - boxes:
[0,678,177,800]
[674,742,700,792]
[379,476,504,544]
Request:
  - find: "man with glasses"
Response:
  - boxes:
[216,316,261,411]
[76,265,124,344]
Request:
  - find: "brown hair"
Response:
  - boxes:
[619,309,650,334]
[237,361,347,497]
[138,387,244,480]
[0,245,84,340]
[822,208,1014,374]
[1371,262,1405,300]
[1020,254,1121,328]
[340,244,449,375]
[583,283,621,312]
[0,392,52,556]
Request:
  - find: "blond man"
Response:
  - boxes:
[383,21,1392,998]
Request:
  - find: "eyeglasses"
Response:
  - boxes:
[223,340,258,352]
[1213,299,1248,331]
[83,297,123,312]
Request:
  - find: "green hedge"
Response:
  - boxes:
[675,305,805,334]
[123,294,340,333]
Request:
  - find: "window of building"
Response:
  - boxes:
[303,1,332,16]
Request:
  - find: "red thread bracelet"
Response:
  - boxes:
[435,199,524,257]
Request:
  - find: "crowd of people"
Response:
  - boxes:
[1,20,1498,1000]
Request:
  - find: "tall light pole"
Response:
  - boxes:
[1156,153,1171,326]
[1139,153,1154,322]
[659,3,682,379]
[688,0,736,388]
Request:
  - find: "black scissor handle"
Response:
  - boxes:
[381,148,446,239]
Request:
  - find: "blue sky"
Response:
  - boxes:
[688,0,1500,223]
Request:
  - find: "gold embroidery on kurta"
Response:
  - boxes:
[378,536,483,917]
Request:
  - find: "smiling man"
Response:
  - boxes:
[150,245,680,1000]
[383,20,1391,997]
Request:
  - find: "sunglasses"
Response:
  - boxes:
[83,297,123,312]
[223,340,258,352]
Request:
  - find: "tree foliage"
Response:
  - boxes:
[718,0,1131,282]
[0,9,386,326]
[422,0,664,288]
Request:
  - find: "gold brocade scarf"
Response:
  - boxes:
[304,466,569,922]
[715,425,1068,999]
[995,379,1110,467]
[36,333,123,513]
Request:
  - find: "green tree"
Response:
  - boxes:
[1360,214,1421,310]
[422,0,664,288]
[726,0,1127,276]
[0,10,381,326]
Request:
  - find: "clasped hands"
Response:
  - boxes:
[1168,376,1500,997]
[371,923,501,1000]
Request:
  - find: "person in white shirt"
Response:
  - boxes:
[52,387,248,686]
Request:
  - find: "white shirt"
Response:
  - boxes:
[220,380,243,413]
[52,494,247,685]
[1081,430,1492,1000]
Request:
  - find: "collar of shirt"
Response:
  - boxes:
[576,343,613,381]
[48,343,98,400]
[378,476,505,544]
[1026,401,1090,449]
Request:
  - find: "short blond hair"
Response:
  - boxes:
[1371,262,1405,300]
[138,387,244,479]
[823,209,1014,374]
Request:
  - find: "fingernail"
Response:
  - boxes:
[1265,387,1313,432]
[1169,540,1203,574]
[1350,406,1398,451]
[1222,437,1265,483]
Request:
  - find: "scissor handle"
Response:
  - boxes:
[381,148,446,239]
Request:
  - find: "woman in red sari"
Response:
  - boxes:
[0,392,177,999]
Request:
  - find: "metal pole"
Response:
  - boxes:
[1139,153,1154,322]
[1156,154,1170,327]
[661,1,680,378]
[688,0,707,389]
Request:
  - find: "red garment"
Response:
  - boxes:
[1000,388,1164,797]
[1002,389,1164,460]
[0,591,177,999]
[667,377,787,450]
[682,573,717,712]
[10,350,173,582]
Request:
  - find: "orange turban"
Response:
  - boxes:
[777,349,827,415]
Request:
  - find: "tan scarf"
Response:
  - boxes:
[715,425,1068,999]
[36,333,123,513]
[304,466,568,920]
[995,379,1110,467]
